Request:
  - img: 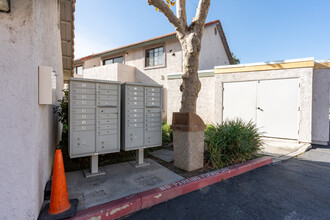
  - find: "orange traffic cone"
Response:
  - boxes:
[38,149,78,220]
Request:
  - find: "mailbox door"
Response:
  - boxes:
[71,131,95,156]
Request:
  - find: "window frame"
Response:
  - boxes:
[144,45,166,69]
[74,65,83,75]
[102,55,124,66]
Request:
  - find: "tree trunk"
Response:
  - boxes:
[179,33,202,113]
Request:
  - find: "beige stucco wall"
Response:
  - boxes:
[124,38,182,87]
[167,72,215,124]
[83,63,135,82]
[84,57,101,69]
[214,68,314,143]
[0,0,63,219]
[312,68,330,144]
[117,63,135,83]
[77,25,230,121]
[199,25,231,69]
[167,65,330,145]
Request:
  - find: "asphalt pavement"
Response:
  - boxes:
[124,146,330,220]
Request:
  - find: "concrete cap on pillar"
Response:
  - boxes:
[170,112,206,131]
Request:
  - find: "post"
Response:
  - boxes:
[83,155,106,178]
[90,155,99,174]
[131,149,150,167]
[136,149,144,165]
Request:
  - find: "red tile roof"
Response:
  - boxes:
[75,20,233,64]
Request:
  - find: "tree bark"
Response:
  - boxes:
[148,0,211,113]
[179,33,202,113]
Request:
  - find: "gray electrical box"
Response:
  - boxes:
[69,78,121,158]
[121,83,163,151]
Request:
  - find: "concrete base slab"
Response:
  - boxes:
[83,167,106,178]
[150,149,174,162]
[298,147,330,163]
[259,138,311,163]
[65,158,183,211]
[130,161,150,168]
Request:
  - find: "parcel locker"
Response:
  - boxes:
[121,83,163,151]
[69,78,121,159]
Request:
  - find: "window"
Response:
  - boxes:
[74,65,83,75]
[103,56,124,65]
[145,46,164,67]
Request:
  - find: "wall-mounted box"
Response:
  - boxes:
[38,66,53,105]
[69,78,121,158]
[121,83,163,151]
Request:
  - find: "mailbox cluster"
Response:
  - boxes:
[69,78,121,158]
[121,83,163,151]
[69,79,162,166]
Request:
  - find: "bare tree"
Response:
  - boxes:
[148,0,211,113]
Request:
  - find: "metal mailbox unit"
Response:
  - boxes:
[69,78,121,177]
[121,82,163,166]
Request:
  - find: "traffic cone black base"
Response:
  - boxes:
[38,199,78,220]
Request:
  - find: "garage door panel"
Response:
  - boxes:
[223,81,257,123]
[257,78,299,139]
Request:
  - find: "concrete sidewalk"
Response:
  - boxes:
[259,138,311,163]
[70,157,272,219]
[66,158,183,211]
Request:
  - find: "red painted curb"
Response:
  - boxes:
[70,156,272,220]
[71,194,141,220]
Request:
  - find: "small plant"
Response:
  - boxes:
[205,119,262,169]
[162,122,173,145]
[53,90,69,151]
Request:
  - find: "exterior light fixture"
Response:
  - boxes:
[0,0,10,13]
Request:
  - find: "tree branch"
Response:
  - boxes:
[176,0,187,29]
[191,0,211,34]
[148,0,185,34]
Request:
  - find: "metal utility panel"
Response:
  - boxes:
[69,78,121,158]
[121,83,163,151]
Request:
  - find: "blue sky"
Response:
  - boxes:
[75,0,330,63]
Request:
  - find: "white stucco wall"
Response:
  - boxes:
[83,63,135,83]
[199,25,231,69]
[312,68,330,144]
[0,0,63,219]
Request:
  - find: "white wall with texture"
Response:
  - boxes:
[0,0,63,219]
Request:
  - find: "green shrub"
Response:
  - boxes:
[53,90,69,151]
[162,122,173,145]
[205,119,262,169]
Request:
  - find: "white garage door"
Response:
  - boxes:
[223,78,299,140]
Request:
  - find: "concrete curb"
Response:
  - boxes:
[71,156,272,220]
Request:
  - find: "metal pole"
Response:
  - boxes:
[136,149,144,165]
[131,148,150,167]
[91,155,98,174]
[83,155,105,178]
